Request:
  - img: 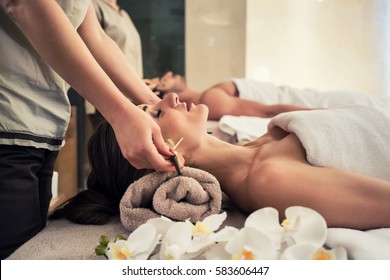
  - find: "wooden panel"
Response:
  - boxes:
[49,106,78,213]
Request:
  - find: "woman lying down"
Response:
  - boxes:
[55,92,390,230]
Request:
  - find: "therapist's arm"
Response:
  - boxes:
[3,0,174,171]
[77,4,159,105]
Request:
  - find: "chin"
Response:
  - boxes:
[198,103,209,113]
[198,104,209,121]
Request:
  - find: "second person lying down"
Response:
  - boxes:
[146,71,390,120]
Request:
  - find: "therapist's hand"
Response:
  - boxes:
[109,104,175,172]
[143,78,161,95]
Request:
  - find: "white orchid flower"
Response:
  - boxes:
[281,243,348,260]
[98,206,344,260]
[225,227,278,260]
[205,227,278,260]
[146,216,174,241]
[245,206,327,252]
[105,223,158,260]
[186,212,238,254]
[204,242,231,260]
[282,206,327,246]
[159,222,193,260]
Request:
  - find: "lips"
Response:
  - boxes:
[179,102,194,112]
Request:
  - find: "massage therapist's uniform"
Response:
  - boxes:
[0,0,90,259]
[85,0,143,125]
[93,0,143,77]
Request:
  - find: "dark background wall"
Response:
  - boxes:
[118,0,185,78]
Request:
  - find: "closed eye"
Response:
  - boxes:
[155,109,162,119]
[140,105,162,119]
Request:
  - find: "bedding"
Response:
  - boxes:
[219,115,271,142]
[269,105,390,181]
[233,78,390,108]
[206,120,237,143]
[7,211,390,260]
[7,194,247,260]
[326,228,390,260]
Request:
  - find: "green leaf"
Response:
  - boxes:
[95,245,106,256]
[99,235,110,247]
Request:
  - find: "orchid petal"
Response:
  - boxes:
[205,243,231,260]
[202,212,227,231]
[146,216,173,239]
[245,207,281,231]
[126,223,157,254]
[159,222,192,260]
[186,239,209,253]
[105,240,131,260]
[284,206,327,246]
[187,226,239,254]
[225,227,278,260]
[211,226,239,243]
[281,243,318,260]
[281,243,347,260]
[244,207,283,246]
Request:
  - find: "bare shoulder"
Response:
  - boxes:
[199,85,238,120]
[245,133,308,192]
[203,81,238,97]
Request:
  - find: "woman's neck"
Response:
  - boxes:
[183,135,257,188]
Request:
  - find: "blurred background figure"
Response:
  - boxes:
[85,0,144,129]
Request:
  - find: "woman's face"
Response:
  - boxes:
[139,92,209,149]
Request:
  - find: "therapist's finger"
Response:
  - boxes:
[149,128,177,171]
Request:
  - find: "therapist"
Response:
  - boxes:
[0,0,175,259]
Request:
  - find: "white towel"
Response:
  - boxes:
[326,228,390,260]
[218,115,271,142]
[268,105,390,181]
[233,78,390,108]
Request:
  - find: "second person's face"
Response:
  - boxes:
[156,71,186,93]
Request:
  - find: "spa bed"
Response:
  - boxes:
[7,202,390,260]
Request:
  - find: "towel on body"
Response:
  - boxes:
[221,79,390,142]
[219,115,271,142]
[233,78,390,108]
[119,167,222,231]
[268,105,390,181]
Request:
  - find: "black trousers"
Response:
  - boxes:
[0,145,58,259]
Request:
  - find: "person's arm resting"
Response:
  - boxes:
[200,88,309,120]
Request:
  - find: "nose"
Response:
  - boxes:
[162,71,173,81]
[163,92,179,108]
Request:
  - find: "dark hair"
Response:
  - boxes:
[154,71,185,98]
[51,121,150,224]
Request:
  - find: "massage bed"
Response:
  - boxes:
[7,201,390,260]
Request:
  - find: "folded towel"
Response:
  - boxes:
[219,115,271,142]
[268,105,390,181]
[119,167,222,231]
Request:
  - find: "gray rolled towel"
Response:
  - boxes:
[119,167,222,231]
